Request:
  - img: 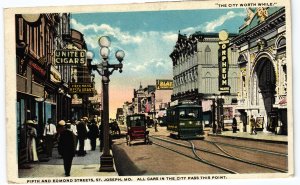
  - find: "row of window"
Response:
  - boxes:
[16,14,72,84]
[173,67,198,86]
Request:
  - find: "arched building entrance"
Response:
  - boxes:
[251,56,277,132]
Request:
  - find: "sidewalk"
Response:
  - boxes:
[207,129,288,144]
[137,124,288,144]
[19,140,118,178]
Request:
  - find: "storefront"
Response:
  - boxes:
[16,61,46,165]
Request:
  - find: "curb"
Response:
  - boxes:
[207,133,288,144]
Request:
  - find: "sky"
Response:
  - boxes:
[71,8,247,118]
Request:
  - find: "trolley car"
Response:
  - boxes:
[166,101,204,139]
[126,114,150,146]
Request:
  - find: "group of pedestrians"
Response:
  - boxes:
[25,117,102,177]
[231,115,257,134]
[58,117,101,176]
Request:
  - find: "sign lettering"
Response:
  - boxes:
[156,79,173,90]
[69,83,94,94]
[55,50,86,65]
[218,31,230,94]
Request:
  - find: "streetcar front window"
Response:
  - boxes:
[179,109,199,120]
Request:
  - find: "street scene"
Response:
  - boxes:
[6,0,291,182]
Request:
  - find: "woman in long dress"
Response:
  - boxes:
[26,120,38,162]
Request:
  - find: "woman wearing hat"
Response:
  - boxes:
[26,120,38,162]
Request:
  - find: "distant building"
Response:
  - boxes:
[122,82,172,124]
[122,101,134,125]
[116,108,124,124]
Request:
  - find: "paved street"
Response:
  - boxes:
[113,125,288,175]
[19,140,118,178]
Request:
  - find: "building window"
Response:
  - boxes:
[204,72,212,93]
[205,45,211,64]
[276,36,286,53]
[18,17,24,41]
[230,72,238,93]
[277,37,286,48]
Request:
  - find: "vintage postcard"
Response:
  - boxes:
[4,0,293,184]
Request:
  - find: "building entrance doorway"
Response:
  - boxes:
[253,57,276,132]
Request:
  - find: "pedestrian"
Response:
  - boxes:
[88,119,99,151]
[26,120,39,162]
[58,122,76,177]
[154,118,158,132]
[250,115,257,135]
[43,118,57,157]
[77,118,88,156]
[232,116,237,133]
[99,122,104,152]
[70,120,78,152]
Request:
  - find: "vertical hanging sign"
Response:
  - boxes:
[218,30,230,94]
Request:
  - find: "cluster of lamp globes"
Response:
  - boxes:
[99,36,125,61]
[86,36,125,74]
[95,37,124,62]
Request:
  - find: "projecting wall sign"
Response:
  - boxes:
[218,30,230,94]
[156,79,173,90]
[69,83,94,94]
[54,50,86,65]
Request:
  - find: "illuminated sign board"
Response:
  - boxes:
[218,30,230,94]
[156,79,173,90]
[69,83,94,94]
[55,50,86,65]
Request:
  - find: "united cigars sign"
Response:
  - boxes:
[55,50,86,65]
[69,83,94,94]
[156,79,173,90]
[218,30,230,94]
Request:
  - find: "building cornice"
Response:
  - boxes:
[232,7,285,46]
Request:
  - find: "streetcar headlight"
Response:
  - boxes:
[179,122,185,126]
[189,121,193,124]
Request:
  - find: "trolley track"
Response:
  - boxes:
[203,140,288,157]
[151,138,238,174]
[150,136,288,173]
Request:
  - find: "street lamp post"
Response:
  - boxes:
[91,36,125,172]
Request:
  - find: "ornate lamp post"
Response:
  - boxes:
[91,36,125,172]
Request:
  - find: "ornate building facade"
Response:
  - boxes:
[231,7,287,134]
[170,32,239,125]
[68,29,95,120]
[16,13,73,165]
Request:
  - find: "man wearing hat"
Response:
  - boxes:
[58,122,76,177]
[76,117,88,156]
[56,120,66,142]
[26,120,38,162]
[43,118,57,157]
